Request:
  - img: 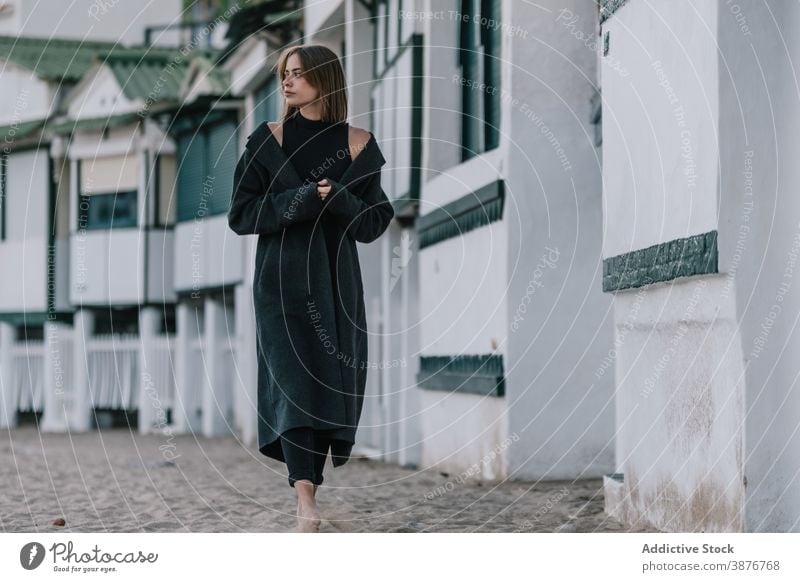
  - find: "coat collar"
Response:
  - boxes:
[245,121,386,189]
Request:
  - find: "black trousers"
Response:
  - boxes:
[280,426,336,487]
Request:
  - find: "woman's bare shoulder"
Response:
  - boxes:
[267,121,283,147]
[348,126,372,161]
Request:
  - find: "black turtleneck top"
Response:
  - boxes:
[280,109,353,314]
[280,109,352,186]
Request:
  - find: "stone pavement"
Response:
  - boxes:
[0,426,656,533]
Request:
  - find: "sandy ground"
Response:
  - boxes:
[0,426,657,533]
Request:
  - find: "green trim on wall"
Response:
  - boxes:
[602,230,718,292]
[416,180,504,249]
[0,119,45,142]
[417,354,505,397]
[600,0,629,24]
[0,312,74,326]
[50,113,143,134]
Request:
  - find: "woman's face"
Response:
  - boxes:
[282,53,318,108]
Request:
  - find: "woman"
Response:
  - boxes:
[228,45,394,533]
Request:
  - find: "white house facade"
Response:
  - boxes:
[600,0,800,532]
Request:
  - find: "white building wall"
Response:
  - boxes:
[419,224,508,355]
[601,0,731,531]
[717,0,800,532]
[174,215,243,294]
[0,62,56,124]
[598,0,789,532]
[302,0,343,40]
[613,274,745,531]
[505,0,613,480]
[67,65,140,119]
[0,149,50,312]
[417,219,509,476]
[601,0,719,256]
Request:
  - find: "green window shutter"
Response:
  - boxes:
[254,77,279,126]
[482,0,501,151]
[459,0,501,159]
[459,0,481,161]
[176,118,239,222]
[176,132,207,222]
[206,121,238,216]
[0,153,6,240]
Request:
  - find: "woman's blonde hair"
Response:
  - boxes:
[276,44,348,123]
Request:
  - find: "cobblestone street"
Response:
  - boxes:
[0,426,656,533]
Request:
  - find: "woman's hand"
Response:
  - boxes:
[317,178,331,200]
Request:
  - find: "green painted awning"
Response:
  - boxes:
[49,112,144,134]
[416,180,505,249]
[0,118,45,142]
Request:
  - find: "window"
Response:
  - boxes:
[16,324,44,341]
[156,154,177,226]
[176,119,237,222]
[78,190,138,230]
[53,157,71,238]
[254,77,279,126]
[93,307,139,335]
[78,155,139,230]
[459,0,501,161]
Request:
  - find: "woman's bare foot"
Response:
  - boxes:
[293,480,321,532]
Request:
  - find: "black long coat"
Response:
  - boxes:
[227,121,394,467]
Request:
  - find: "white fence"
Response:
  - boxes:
[9,333,175,414]
[11,340,45,412]
[87,334,139,409]
[4,320,248,441]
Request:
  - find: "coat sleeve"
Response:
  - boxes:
[228,148,324,236]
[323,172,395,243]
